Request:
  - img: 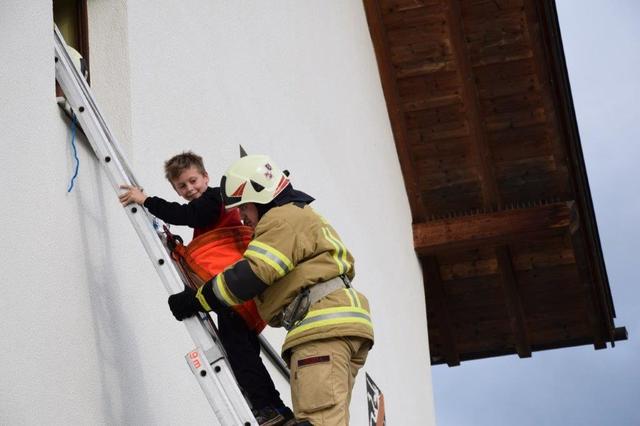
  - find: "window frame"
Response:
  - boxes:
[54,0,90,92]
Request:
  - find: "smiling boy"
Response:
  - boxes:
[119,152,238,237]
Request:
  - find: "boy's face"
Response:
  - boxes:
[171,166,209,201]
[239,203,259,229]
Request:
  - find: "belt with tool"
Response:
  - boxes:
[282,275,351,331]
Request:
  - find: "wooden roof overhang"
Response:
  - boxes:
[363,0,627,366]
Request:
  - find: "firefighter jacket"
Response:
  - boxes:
[197,202,374,355]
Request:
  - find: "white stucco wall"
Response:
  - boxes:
[0,1,435,425]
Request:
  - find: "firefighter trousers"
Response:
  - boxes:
[290,336,371,425]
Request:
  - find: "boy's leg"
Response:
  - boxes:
[218,309,288,411]
[289,336,371,426]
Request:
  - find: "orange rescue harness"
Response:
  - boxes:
[167,225,267,333]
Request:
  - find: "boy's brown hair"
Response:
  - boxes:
[164,151,207,182]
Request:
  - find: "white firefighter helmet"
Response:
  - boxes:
[221,154,290,208]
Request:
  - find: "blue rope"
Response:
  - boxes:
[67,113,80,192]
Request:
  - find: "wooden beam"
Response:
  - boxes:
[522,0,569,179]
[362,0,427,221]
[569,210,608,349]
[533,0,617,345]
[413,201,575,254]
[496,246,532,358]
[446,0,501,209]
[423,256,460,366]
[431,327,627,365]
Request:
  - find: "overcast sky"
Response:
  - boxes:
[431,1,640,425]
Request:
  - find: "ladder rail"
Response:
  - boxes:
[53,32,139,188]
[53,26,257,426]
[259,335,291,381]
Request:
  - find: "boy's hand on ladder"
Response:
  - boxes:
[119,185,147,206]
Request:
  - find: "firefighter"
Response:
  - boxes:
[169,153,374,425]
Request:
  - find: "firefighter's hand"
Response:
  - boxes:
[119,185,148,206]
[168,287,203,321]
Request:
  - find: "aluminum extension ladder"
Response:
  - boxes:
[54,25,258,426]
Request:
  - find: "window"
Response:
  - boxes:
[54,0,90,95]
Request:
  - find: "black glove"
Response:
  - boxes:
[168,287,203,321]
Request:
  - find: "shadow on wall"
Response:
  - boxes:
[70,122,153,424]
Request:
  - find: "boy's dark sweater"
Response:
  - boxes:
[143,186,223,230]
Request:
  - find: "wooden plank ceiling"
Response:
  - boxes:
[363,0,626,366]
